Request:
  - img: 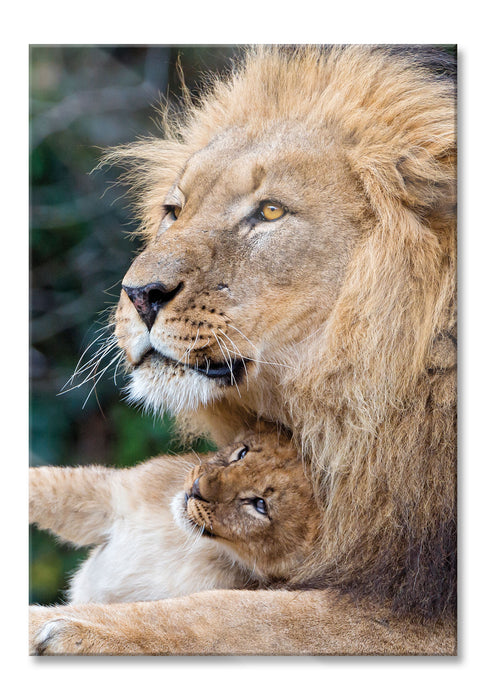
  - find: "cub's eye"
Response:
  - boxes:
[236,446,248,460]
[252,498,267,516]
[259,201,285,221]
[229,445,249,462]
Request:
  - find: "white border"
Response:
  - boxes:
[3,2,484,697]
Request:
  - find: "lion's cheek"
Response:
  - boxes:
[236,289,310,343]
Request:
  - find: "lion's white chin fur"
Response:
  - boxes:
[126,364,225,416]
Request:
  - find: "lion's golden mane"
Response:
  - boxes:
[106,46,456,620]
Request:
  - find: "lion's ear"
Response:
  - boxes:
[327,155,455,404]
[394,151,456,221]
[347,127,456,227]
[328,61,456,401]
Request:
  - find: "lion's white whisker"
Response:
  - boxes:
[212,330,240,396]
[60,342,119,394]
[216,333,242,398]
[80,352,122,409]
[61,335,118,391]
[182,327,200,365]
[226,324,295,370]
[218,329,250,388]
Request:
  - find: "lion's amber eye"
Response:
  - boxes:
[172,206,182,219]
[260,201,285,221]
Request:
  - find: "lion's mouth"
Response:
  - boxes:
[138,349,247,385]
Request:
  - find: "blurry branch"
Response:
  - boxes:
[31,192,107,228]
[31,47,170,150]
[31,294,107,343]
[30,83,156,149]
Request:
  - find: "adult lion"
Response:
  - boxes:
[30,45,456,655]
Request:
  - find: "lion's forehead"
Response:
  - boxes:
[178,126,344,216]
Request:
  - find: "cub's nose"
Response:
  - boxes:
[122,281,184,331]
[190,477,204,501]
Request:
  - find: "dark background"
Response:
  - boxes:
[29,45,239,605]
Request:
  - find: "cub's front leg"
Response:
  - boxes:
[29,466,117,546]
[29,591,456,656]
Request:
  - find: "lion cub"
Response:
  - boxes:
[30,429,320,604]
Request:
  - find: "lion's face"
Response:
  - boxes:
[115,125,365,415]
[171,429,319,581]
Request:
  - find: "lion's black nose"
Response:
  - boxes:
[122,281,184,331]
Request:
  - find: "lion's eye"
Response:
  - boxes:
[259,201,285,221]
[252,498,268,516]
[165,205,182,221]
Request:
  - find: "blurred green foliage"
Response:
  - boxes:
[29,46,236,605]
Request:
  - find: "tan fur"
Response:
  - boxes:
[30,429,318,603]
[30,45,456,655]
[30,591,455,656]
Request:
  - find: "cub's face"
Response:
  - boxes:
[171,430,320,581]
[115,125,365,415]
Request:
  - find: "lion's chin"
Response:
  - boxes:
[124,349,249,415]
[125,359,226,416]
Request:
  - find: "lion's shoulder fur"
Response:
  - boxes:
[108,46,456,619]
